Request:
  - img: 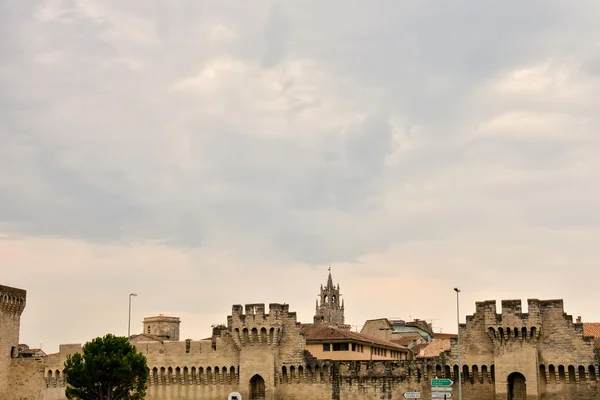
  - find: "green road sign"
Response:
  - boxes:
[431,378,453,387]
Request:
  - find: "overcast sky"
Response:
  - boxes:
[2,1,600,353]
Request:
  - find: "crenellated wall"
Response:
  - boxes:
[442,299,599,400]
[4,293,600,400]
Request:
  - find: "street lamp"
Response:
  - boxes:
[454,288,462,400]
[128,293,138,341]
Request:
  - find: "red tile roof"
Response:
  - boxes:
[300,324,408,351]
[583,323,600,350]
[434,333,457,339]
[416,337,452,359]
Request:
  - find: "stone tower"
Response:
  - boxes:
[0,285,26,398]
[143,314,180,341]
[313,269,350,329]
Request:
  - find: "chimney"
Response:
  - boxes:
[576,316,582,323]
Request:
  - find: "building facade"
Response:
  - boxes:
[1,273,599,400]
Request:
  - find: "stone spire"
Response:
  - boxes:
[313,267,349,329]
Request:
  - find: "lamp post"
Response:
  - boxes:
[128,293,137,341]
[454,288,462,400]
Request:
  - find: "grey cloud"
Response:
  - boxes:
[1,0,600,268]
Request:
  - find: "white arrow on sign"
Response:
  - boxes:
[431,392,452,398]
[403,392,421,398]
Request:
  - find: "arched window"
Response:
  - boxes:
[282,366,287,384]
[558,365,566,383]
[230,366,236,383]
[548,365,556,384]
[568,365,576,382]
[481,365,488,383]
[521,327,527,339]
[251,328,259,344]
[578,365,586,382]
[463,365,470,383]
[588,365,597,381]
[444,365,451,378]
[472,365,479,383]
[539,365,546,384]
[531,326,537,338]
[260,328,267,345]
[269,328,275,346]
[514,328,519,338]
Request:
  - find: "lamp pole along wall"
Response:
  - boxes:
[128,293,138,341]
[454,287,462,400]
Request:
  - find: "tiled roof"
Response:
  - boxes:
[416,337,452,359]
[434,333,457,339]
[392,336,422,347]
[583,323,600,337]
[130,333,165,343]
[300,324,408,351]
[583,323,600,350]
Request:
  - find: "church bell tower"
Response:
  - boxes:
[313,268,350,329]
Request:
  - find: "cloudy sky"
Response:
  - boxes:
[2,1,600,353]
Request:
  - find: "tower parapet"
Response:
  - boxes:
[227,303,301,351]
[0,285,26,318]
[0,285,27,398]
[143,314,180,341]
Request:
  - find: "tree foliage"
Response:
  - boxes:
[64,334,148,400]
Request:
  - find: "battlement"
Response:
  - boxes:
[468,298,592,345]
[228,303,295,324]
[226,303,302,351]
[0,285,26,316]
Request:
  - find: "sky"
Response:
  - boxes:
[2,1,600,353]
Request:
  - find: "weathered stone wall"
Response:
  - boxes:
[0,285,26,399]
[5,296,600,400]
[8,351,600,400]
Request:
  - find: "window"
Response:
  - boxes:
[323,344,330,352]
[333,343,349,351]
[352,343,356,351]
[147,326,151,334]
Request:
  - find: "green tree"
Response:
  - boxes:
[64,334,149,400]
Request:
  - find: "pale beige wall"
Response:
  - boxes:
[143,317,180,341]
[361,320,392,340]
[306,342,402,361]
